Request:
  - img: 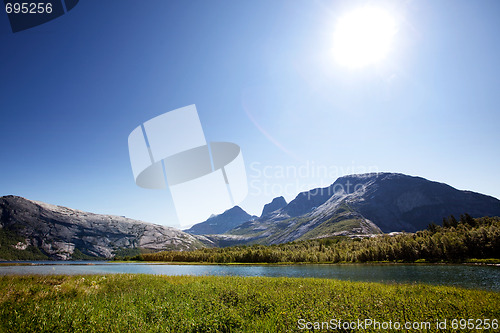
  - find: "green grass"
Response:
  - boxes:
[0,274,498,332]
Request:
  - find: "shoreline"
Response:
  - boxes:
[1,259,499,266]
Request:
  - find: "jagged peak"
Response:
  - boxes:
[226,206,246,213]
[261,196,287,217]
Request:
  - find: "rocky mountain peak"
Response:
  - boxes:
[261,196,287,217]
[184,206,256,235]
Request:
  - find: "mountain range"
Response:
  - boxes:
[2,172,500,259]
[190,173,500,245]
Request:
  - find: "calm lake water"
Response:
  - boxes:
[1,261,499,291]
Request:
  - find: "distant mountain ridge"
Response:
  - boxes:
[0,196,210,260]
[184,206,256,235]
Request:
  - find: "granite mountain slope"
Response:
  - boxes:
[0,196,209,260]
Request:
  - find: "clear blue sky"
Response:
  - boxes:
[1,0,499,228]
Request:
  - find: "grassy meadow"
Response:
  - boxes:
[0,274,499,332]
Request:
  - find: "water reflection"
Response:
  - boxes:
[0,262,498,291]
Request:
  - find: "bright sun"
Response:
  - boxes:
[333,7,397,68]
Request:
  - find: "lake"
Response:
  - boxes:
[1,261,499,291]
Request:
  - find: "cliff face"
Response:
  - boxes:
[0,196,208,260]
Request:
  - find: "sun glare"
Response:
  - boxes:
[333,6,397,68]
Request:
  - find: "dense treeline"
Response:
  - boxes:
[134,215,500,263]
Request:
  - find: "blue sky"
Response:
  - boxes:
[1,0,499,228]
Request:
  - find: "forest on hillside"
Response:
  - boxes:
[133,215,500,263]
